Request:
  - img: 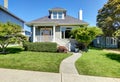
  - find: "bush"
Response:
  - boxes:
[23,42,57,52]
[57,46,68,53]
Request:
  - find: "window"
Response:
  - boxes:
[52,12,64,19]
[53,12,57,19]
[65,30,71,38]
[111,38,113,44]
[61,27,72,39]
[111,38,117,45]
[58,12,62,19]
[97,37,100,44]
[106,37,110,45]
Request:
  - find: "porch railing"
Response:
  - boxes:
[35,35,53,42]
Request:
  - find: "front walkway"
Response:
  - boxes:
[59,53,82,74]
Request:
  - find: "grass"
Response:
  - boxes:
[76,49,120,78]
[0,47,71,73]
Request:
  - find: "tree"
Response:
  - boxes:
[0,22,27,54]
[71,26,103,51]
[97,0,120,36]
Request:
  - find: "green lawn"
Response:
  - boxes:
[0,47,70,73]
[76,48,120,78]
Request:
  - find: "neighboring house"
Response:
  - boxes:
[26,7,88,51]
[93,36,118,48]
[0,5,25,35]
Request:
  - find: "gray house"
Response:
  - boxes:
[0,0,25,35]
[26,7,88,51]
[93,36,118,48]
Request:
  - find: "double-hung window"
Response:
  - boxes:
[53,12,57,19]
[52,12,64,19]
[58,12,63,19]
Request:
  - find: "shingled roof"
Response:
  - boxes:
[26,7,88,26]
[27,15,88,26]
[49,7,66,12]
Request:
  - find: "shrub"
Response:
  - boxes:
[23,42,57,52]
[57,46,68,53]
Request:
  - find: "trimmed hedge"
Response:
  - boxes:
[23,42,57,52]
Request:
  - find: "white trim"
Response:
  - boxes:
[62,13,65,19]
[33,26,36,42]
[53,25,56,42]
[68,42,71,51]
[39,28,41,42]
[79,10,83,20]
[51,12,64,19]
[63,31,65,39]
[106,37,109,45]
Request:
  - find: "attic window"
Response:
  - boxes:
[58,12,62,19]
[51,12,64,19]
[53,12,57,19]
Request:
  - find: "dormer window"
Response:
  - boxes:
[49,7,66,19]
[52,12,64,19]
[58,12,63,19]
[53,12,57,19]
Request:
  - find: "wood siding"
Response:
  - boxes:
[0,10,24,27]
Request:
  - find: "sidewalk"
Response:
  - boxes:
[0,68,61,82]
[0,68,120,82]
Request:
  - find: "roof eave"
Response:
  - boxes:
[26,22,89,27]
[58,23,89,26]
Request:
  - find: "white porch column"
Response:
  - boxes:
[53,25,56,42]
[33,26,36,42]
[60,27,62,39]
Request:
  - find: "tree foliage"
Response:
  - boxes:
[71,26,103,51]
[97,0,120,36]
[0,22,27,53]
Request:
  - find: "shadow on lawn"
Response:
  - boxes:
[89,47,104,50]
[106,53,120,62]
[0,47,23,54]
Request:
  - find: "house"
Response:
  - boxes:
[0,0,25,35]
[26,7,88,51]
[93,36,118,48]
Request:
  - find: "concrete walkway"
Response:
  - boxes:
[0,53,120,82]
[59,52,82,74]
[0,68,120,82]
[0,68,61,82]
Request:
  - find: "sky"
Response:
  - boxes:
[0,0,108,30]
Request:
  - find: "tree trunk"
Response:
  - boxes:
[2,46,6,54]
[83,43,88,52]
[0,43,9,54]
[1,45,7,54]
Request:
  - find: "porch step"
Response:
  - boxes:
[55,38,70,50]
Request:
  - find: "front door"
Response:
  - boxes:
[41,28,52,42]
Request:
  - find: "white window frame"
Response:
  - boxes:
[51,12,64,19]
[111,38,117,45]
[106,37,110,45]
[97,37,100,44]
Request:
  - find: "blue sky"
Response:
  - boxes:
[0,0,107,30]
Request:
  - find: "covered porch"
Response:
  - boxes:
[32,25,56,42]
